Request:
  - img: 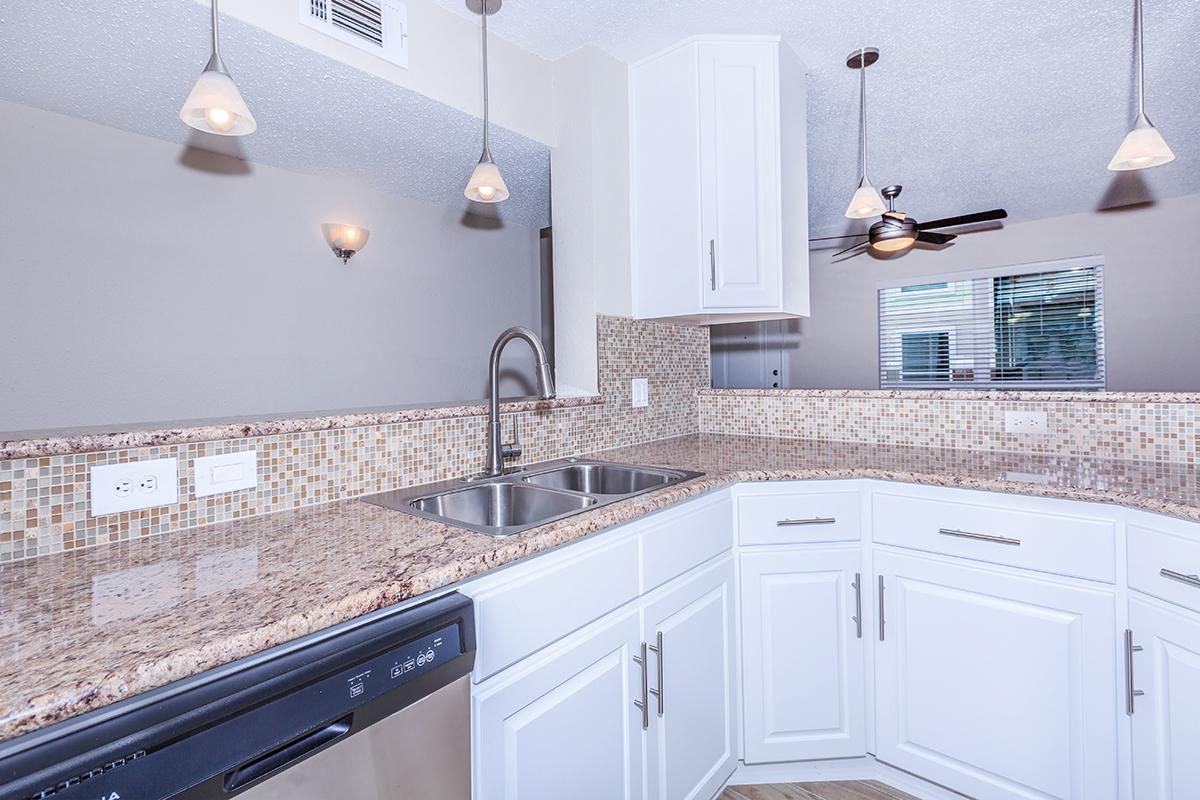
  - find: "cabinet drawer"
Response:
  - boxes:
[872,491,1116,582]
[1129,520,1200,614]
[471,534,640,680]
[738,490,861,545]
[640,492,732,592]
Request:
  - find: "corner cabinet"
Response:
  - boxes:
[629,36,808,324]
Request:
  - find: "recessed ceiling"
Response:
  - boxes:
[433,0,1200,242]
[0,0,552,228]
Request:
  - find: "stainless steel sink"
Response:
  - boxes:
[362,459,703,537]
[410,483,595,532]
[523,463,676,495]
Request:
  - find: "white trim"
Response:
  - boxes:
[876,254,1105,290]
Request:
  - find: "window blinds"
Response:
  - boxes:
[878,259,1105,390]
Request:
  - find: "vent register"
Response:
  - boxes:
[301,0,409,68]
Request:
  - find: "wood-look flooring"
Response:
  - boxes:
[719,780,922,800]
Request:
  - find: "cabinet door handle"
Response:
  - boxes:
[633,642,649,730]
[648,631,664,717]
[852,572,863,639]
[1124,629,1145,715]
[938,527,1021,547]
[777,517,836,527]
[1161,568,1200,589]
[878,575,886,642]
[709,239,717,291]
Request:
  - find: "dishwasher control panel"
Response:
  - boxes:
[345,623,462,703]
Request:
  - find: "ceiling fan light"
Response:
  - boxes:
[844,178,886,219]
[871,235,916,253]
[1108,113,1175,171]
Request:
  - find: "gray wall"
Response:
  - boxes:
[715,194,1200,392]
[0,100,544,432]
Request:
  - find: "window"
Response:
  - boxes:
[878,258,1105,389]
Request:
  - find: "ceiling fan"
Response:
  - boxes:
[812,185,1009,259]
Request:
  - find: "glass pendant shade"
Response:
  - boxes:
[465,155,510,203]
[322,223,370,263]
[180,67,256,136]
[1108,113,1175,171]
[845,177,887,219]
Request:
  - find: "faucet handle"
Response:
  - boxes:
[500,416,523,461]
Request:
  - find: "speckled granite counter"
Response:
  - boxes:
[3,433,1198,743]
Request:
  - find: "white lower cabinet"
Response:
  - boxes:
[473,608,645,800]
[739,546,866,763]
[642,555,737,800]
[873,549,1119,800]
[1130,595,1200,799]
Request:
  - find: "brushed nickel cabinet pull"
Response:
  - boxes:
[1124,629,1144,715]
[938,527,1021,547]
[878,575,886,642]
[709,240,717,291]
[1161,568,1200,589]
[633,642,649,730]
[648,631,664,717]
[852,572,863,639]
[777,517,836,527]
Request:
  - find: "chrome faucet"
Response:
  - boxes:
[484,326,555,477]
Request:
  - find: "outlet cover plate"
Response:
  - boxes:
[90,458,178,516]
[1004,410,1049,434]
[194,451,258,498]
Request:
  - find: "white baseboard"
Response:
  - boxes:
[725,756,969,800]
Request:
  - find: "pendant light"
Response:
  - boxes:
[1108,0,1174,171]
[844,47,886,219]
[179,0,257,137]
[464,0,509,203]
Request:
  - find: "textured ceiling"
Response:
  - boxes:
[0,0,551,228]
[434,0,1200,242]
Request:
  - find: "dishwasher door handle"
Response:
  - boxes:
[225,716,352,792]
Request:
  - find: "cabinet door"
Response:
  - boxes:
[642,555,737,800]
[473,609,645,800]
[697,41,781,310]
[874,550,1117,800]
[739,547,866,763]
[1130,596,1200,799]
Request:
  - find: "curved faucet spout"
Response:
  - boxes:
[485,326,555,477]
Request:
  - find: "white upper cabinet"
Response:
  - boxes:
[630,36,808,324]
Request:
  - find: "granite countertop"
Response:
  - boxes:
[3,433,1198,744]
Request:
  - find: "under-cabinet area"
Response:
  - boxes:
[453,478,1200,800]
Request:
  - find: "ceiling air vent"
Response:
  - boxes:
[299,0,409,69]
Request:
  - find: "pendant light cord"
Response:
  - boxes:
[1135,0,1145,115]
[481,3,491,155]
[860,47,868,179]
[211,0,220,59]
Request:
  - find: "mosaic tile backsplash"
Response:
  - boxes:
[0,316,710,562]
[699,389,1200,464]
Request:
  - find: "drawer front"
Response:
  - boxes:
[738,490,861,546]
[1129,521,1200,614]
[872,491,1116,582]
[471,534,640,680]
[640,492,733,593]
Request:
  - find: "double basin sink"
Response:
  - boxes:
[363,460,704,537]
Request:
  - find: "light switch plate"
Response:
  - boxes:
[90,458,178,516]
[194,450,258,498]
[631,378,649,408]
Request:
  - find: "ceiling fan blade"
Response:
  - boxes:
[917,209,1008,230]
[832,240,871,258]
[808,233,870,242]
[917,231,957,245]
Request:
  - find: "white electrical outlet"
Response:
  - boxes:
[90,458,178,516]
[1004,410,1049,434]
[194,451,258,498]
[631,378,649,408]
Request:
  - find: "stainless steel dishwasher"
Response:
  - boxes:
[0,592,475,800]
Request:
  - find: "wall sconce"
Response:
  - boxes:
[322,223,370,264]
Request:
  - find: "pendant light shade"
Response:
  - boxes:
[844,48,886,220]
[180,0,256,137]
[1108,0,1173,171]
[464,0,508,203]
